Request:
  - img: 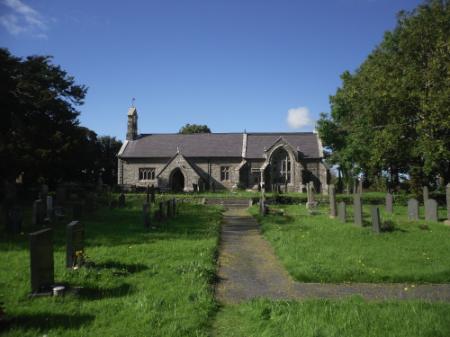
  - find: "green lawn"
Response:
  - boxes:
[214,298,450,337]
[251,203,450,283]
[0,197,222,337]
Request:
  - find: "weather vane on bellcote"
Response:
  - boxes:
[131,97,136,108]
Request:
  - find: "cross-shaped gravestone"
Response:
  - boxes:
[385,193,393,214]
[371,206,381,233]
[329,185,337,218]
[29,228,54,294]
[425,199,438,222]
[407,198,419,221]
[337,202,346,223]
[353,194,363,226]
[66,221,84,268]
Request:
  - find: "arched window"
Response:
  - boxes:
[269,148,291,184]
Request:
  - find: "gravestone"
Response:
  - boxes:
[118,193,126,208]
[72,202,83,220]
[337,202,346,223]
[446,184,450,225]
[32,199,45,227]
[306,182,317,209]
[56,186,67,206]
[172,198,177,215]
[353,194,363,226]
[249,199,254,207]
[146,185,150,204]
[166,200,172,218]
[159,201,166,219]
[150,185,156,203]
[407,198,419,221]
[212,182,216,193]
[385,193,393,214]
[423,186,429,203]
[329,185,337,218]
[40,184,49,214]
[371,206,381,233]
[6,205,22,234]
[358,178,363,194]
[46,196,53,220]
[29,228,54,293]
[143,203,150,228]
[66,221,84,268]
[425,199,438,222]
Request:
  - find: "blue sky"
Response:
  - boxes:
[1,0,422,139]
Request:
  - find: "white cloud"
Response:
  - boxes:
[0,0,47,37]
[286,107,313,129]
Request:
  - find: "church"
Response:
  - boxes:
[117,106,329,193]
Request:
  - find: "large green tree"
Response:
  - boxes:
[317,0,450,191]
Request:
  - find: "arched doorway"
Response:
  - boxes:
[170,168,185,192]
[266,147,292,191]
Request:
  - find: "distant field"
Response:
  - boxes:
[0,197,222,337]
[251,203,450,283]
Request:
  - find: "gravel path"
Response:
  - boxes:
[215,207,450,304]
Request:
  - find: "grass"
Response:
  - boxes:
[0,196,222,337]
[213,298,450,337]
[251,203,450,283]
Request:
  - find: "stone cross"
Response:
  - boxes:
[423,186,429,203]
[337,202,346,223]
[306,182,316,209]
[118,193,126,208]
[407,198,419,221]
[329,185,337,218]
[425,199,438,222]
[385,193,393,214]
[29,228,54,293]
[66,221,84,268]
[353,194,363,226]
[260,198,267,216]
[371,206,381,233]
[143,203,150,228]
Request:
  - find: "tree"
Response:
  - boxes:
[318,0,450,191]
[179,123,211,134]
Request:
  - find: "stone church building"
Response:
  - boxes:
[117,106,328,192]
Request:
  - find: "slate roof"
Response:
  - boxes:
[119,132,321,159]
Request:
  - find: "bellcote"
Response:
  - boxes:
[126,106,138,140]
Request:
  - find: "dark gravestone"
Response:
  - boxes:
[146,185,150,204]
[6,205,22,234]
[72,202,83,220]
[385,193,393,214]
[56,186,67,206]
[32,199,45,227]
[66,221,84,268]
[40,184,49,214]
[329,185,337,218]
[150,185,156,203]
[46,196,53,220]
[172,199,177,215]
[212,182,216,193]
[29,228,54,293]
[446,184,450,224]
[407,198,419,221]
[353,194,363,226]
[337,202,346,223]
[425,199,438,222]
[118,193,126,208]
[423,186,429,203]
[166,200,172,218]
[159,202,166,219]
[143,203,150,228]
[371,206,381,233]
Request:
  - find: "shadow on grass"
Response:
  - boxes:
[1,313,95,332]
[89,261,148,275]
[75,283,133,300]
